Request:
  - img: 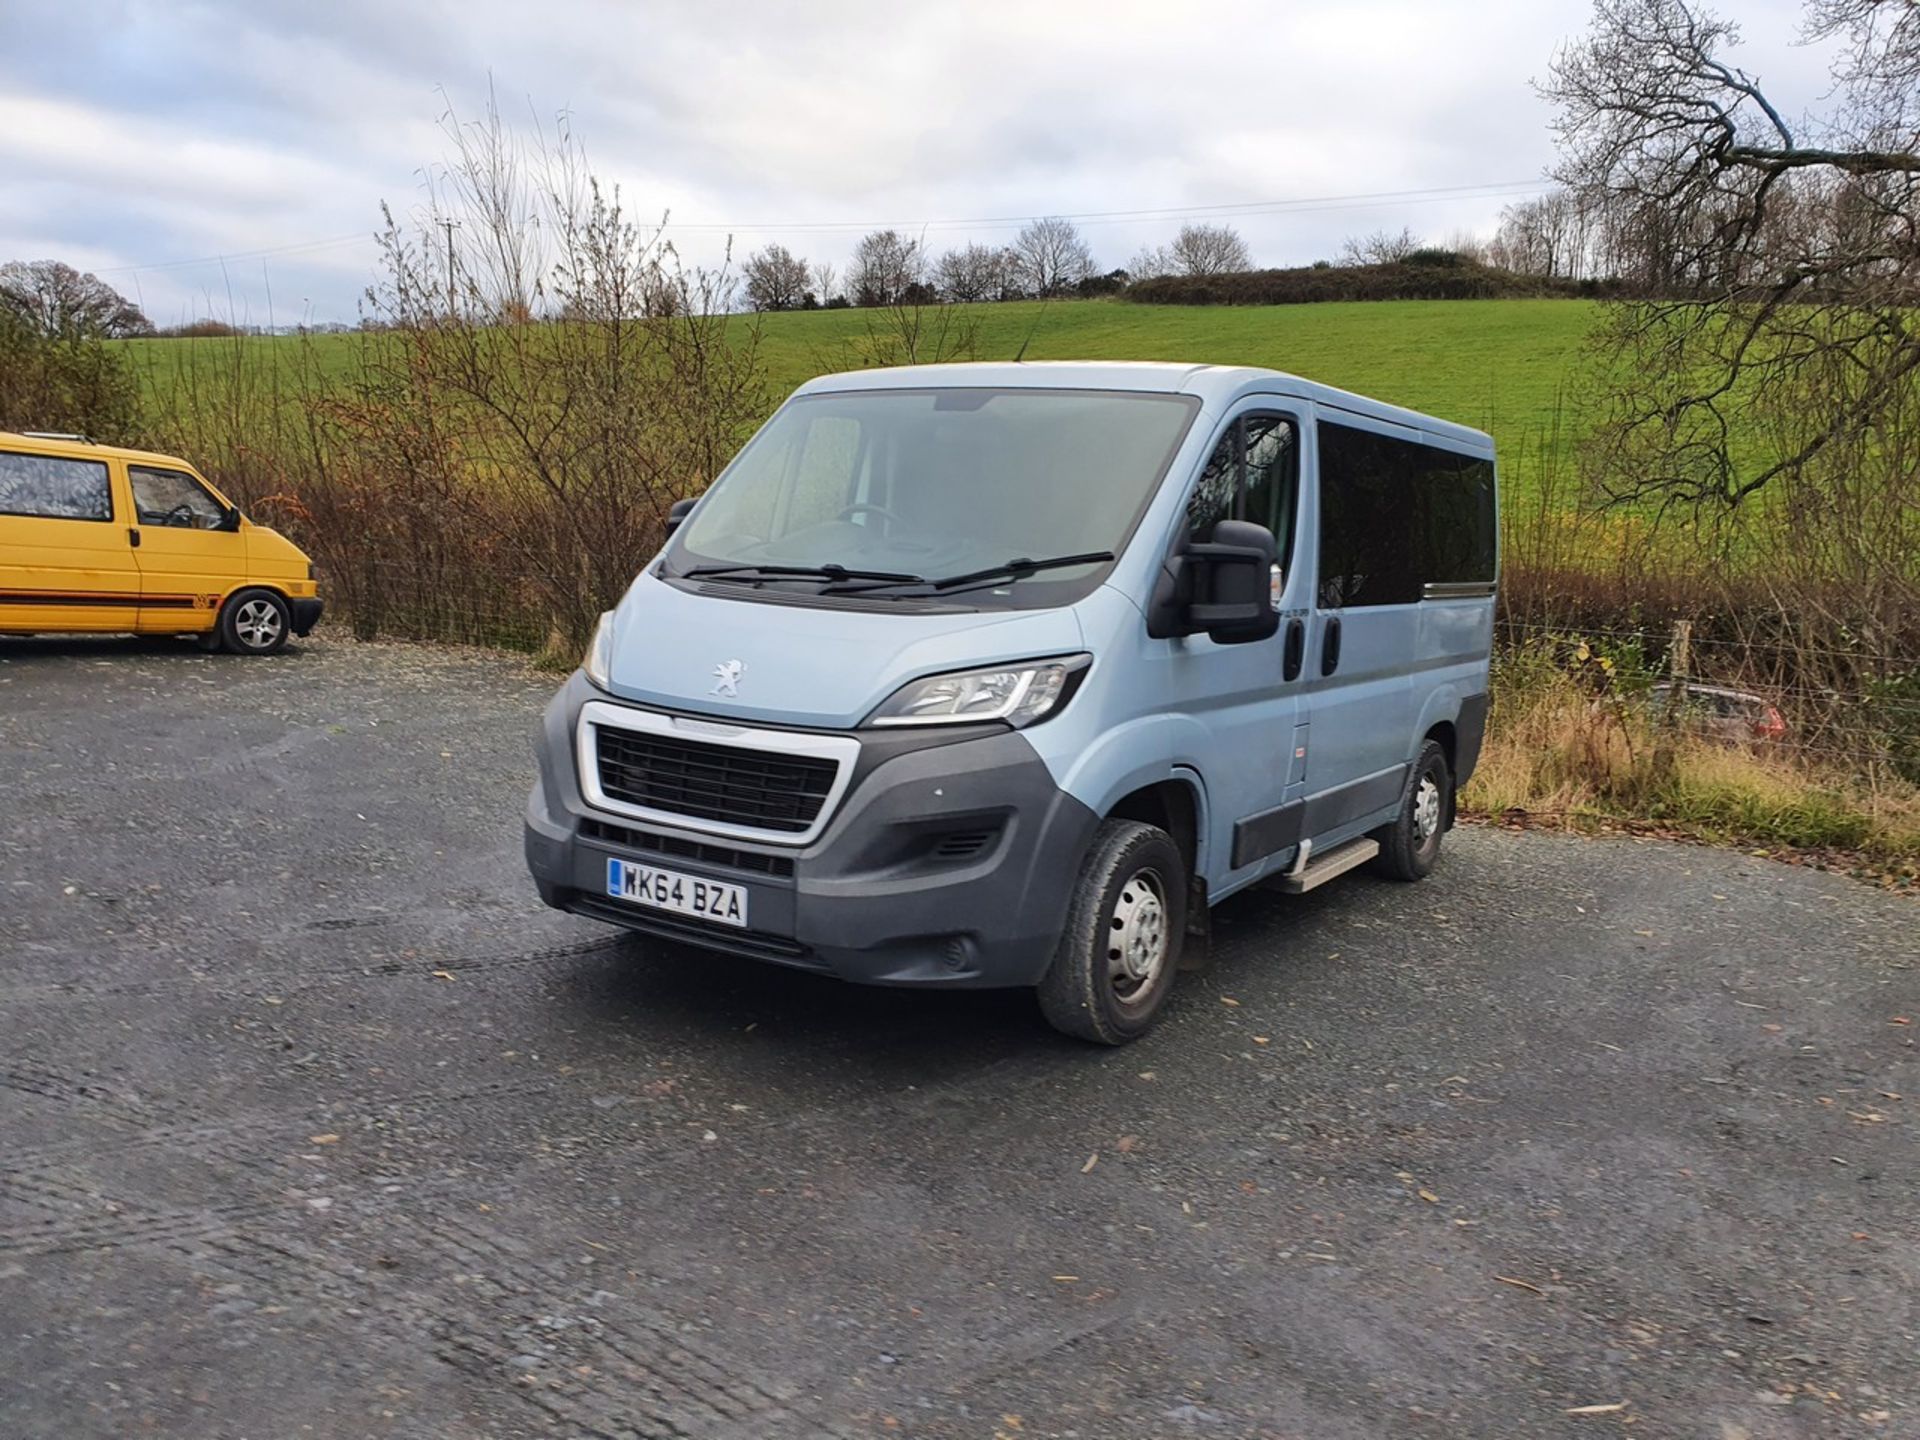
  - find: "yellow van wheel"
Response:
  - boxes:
[216,588,291,655]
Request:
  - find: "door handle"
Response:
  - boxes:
[1282,618,1304,682]
[1321,615,1342,676]
[128,527,140,547]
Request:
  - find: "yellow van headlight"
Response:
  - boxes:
[867,655,1090,728]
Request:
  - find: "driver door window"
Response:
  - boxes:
[129,466,227,530]
[1184,413,1298,571]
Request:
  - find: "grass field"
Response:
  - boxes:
[127,297,1598,495]
[753,297,1597,436]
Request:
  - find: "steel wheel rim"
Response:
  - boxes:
[235,599,283,649]
[1106,866,1169,1006]
[1413,775,1441,844]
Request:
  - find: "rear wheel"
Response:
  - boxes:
[1372,739,1451,881]
[1037,818,1187,1045]
[216,588,290,655]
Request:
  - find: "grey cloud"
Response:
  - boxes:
[0,0,1842,322]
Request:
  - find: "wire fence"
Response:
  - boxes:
[316,557,571,656]
[304,563,1920,786]
[1495,617,1920,779]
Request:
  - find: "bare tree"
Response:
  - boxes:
[810,260,840,306]
[0,260,152,338]
[1489,192,1592,277]
[989,247,1027,300]
[935,242,1007,302]
[1545,0,1920,512]
[1125,242,1178,280]
[1337,226,1422,265]
[1010,216,1095,297]
[1169,223,1253,276]
[742,243,811,311]
[849,230,923,307]
[1441,228,1493,264]
[423,83,548,322]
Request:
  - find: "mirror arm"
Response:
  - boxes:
[1145,552,1195,638]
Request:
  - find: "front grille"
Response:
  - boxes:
[593,724,838,835]
[579,817,796,878]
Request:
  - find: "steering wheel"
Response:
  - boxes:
[164,502,199,528]
[835,502,903,532]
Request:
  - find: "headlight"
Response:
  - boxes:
[582,610,614,690]
[868,654,1090,728]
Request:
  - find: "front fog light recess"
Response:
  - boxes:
[869,655,1089,728]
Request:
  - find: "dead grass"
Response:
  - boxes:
[1463,648,1920,868]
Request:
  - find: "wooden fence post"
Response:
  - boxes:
[1652,618,1692,784]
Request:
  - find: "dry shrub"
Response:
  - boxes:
[140,101,767,652]
[1465,636,1920,861]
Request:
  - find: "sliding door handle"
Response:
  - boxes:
[1321,615,1342,676]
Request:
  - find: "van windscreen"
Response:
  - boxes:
[667,387,1199,607]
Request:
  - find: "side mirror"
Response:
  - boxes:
[665,496,697,537]
[221,504,242,532]
[1186,519,1280,644]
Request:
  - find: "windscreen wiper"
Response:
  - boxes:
[924,551,1116,591]
[815,551,1118,598]
[682,562,928,585]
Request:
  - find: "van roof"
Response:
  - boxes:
[794,360,1493,449]
[0,430,198,468]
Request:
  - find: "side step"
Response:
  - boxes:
[1274,837,1379,894]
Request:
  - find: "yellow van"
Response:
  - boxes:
[0,431,320,654]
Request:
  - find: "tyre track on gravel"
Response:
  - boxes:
[186,1218,827,1440]
[1,1071,565,1176]
[0,932,630,1006]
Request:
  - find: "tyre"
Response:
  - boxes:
[1037,818,1188,1045]
[1372,739,1451,881]
[216,588,291,655]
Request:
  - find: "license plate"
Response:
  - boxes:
[605,857,748,928]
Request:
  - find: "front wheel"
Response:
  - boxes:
[1372,739,1451,881]
[216,588,291,655]
[1037,818,1188,1045]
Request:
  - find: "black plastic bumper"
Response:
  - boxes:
[524,673,1097,989]
[289,597,324,636]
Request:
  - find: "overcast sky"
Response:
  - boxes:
[0,0,1837,326]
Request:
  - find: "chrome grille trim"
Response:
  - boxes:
[576,699,859,847]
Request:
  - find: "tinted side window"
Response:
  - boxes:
[0,450,112,522]
[1185,414,1299,571]
[1317,422,1418,606]
[1184,427,1237,540]
[1316,421,1494,607]
[1242,416,1299,571]
[1413,451,1496,586]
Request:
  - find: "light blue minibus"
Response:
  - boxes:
[526,362,1497,1042]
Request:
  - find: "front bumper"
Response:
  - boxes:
[524,673,1096,988]
[289,597,324,636]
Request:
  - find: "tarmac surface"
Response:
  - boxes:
[2,635,1914,1439]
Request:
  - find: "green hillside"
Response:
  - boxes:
[128,298,1598,494]
[757,298,1594,439]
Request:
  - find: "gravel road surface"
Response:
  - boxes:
[2,635,1914,1439]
